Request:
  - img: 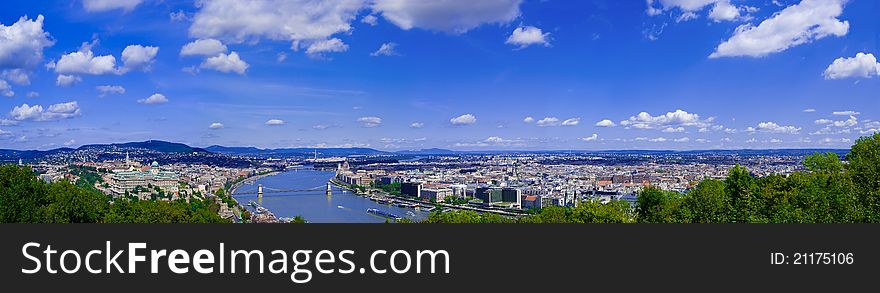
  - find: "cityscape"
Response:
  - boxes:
[0,140,853,222]
[1,1,879,224]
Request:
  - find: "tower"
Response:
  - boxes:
[257,184,263,204]
[326,182,332,197]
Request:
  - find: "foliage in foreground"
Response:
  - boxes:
[0,165,229,223]
[423,133,880,224]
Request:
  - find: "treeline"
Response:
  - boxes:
[422,133,880,223]
[0,164,229,223]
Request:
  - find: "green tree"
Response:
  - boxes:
[846,133,880,221]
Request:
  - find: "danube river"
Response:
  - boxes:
[232,168,429,223]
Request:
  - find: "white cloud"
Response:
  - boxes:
[370,42,399,57]
[620,109,712,129]
[561,118,580,126]
[0,80,12,97]
[506,26,550,48]
[64,139,76,146]
[357,116,382,127]
[523,116,535,123]
[0,15,54,73]
[373,0,522,33]
[1,69,29,86]
[306,38,349,58]
[170,10,188,22]
[708,0,740,22]
[54,41,118,75]
[209,122,224,129]
[96,85,125,97]
[595,119,617,127]
[410,122,424,128]
[26,91,38,98]
[662,126,685,133]
[580,134,599,142]
[180,39,228,57]
[362,14,378,26]
[710,0,849,58]
[647,0,754,22]
[756,121,800,134]
[649,137,668,142]
[200,52,249,75]
[55,74,81,87]
[82,0,143,12]
[674,137,690,142]
[120,45,158,73]
[803,108,816,112]
[137,93,168,104]
[833,111,860,116]
[536,117,560,127]
[189,0,365,47]
[265,119,286,125]
[819,137,851,144]
[450,114,477,125]
[9,101,81,121]
[823,52,880,80]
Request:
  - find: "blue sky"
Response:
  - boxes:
[0,0,877,151]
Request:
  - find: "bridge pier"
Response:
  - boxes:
[257,184,263,204]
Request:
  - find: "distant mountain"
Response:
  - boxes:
[205,145,389,156]
[80,140,209,153]
[394,148,458,155]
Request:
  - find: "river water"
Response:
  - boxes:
[232,168,429,223]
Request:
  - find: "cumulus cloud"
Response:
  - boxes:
[0,15,54,72]
[373,0,522,33]
[200,52,249,75]
[306,38,349,58]
[450,114,477,125]
[646,0,755,22]
[0,16,53,89]
[265,119,286,125]
[96,85,125,97]
[580,134,599,142]
[595,119,617,127]
[53,41,119,75]
[523,116,535,123]
[823,52,880,80]
[536,117,560,127]
[561,118,580,126]
[362,14,378,26]
[662,126,685,133]
[189,0,365,48]
[803,108,816,113]
[410,122,424,128]
[357,116,382,127]
[120,45,158,73]
[26,91,38,98]
[137,93,168,104]
[209,122,224,129]
[82,0,143,12]
[756,121,800,134]
[506,26,550,48]
[55,74,81,87]
[9,101,81,121]
[620,109,713,129]
[0,80,12,97]
[180,38,228,57]
[370,42,399,57]
[710,0,849,58]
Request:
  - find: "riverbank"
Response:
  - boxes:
[330,178,526,218]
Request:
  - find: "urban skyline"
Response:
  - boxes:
[0,0,878,151]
